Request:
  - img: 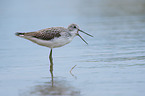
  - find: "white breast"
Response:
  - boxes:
[23,35,75,48]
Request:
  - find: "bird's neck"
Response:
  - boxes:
[68,31,77,41]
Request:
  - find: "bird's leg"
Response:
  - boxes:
[49,48,53,62]
[49,48,54,87]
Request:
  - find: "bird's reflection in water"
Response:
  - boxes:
[21,50,80,96]
[27,79,80,96]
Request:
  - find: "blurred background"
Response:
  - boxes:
[0,0,145,96]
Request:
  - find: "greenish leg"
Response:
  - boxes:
[49,48,54,87]
[49,48,53,61]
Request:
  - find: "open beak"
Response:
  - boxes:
[78,29,93,37]
[77,29,93,45]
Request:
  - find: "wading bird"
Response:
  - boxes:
[15,24,93,61]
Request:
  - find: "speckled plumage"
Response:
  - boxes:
[15,24,78,48]
[23,27,68,40]
[15,24,93,48]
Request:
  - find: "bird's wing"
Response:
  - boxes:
[24,27,67,40]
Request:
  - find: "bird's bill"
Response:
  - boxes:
[77,29,93,44]
[77,34,88,45]
[78,29,93,37]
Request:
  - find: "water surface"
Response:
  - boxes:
[0,0,145,96]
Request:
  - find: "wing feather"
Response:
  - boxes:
[24,27,67,40]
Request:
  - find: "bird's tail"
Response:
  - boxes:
[15,32,25,36]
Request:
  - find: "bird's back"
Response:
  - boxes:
[16,27,68,40]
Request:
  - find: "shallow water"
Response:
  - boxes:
[0,0,145,96]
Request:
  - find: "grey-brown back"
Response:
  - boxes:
[17,27,68,40]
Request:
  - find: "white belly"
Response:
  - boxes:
[23,36,74,48]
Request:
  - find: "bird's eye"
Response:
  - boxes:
[73,26,76,28]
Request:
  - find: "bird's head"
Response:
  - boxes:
[68,24,93,44]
